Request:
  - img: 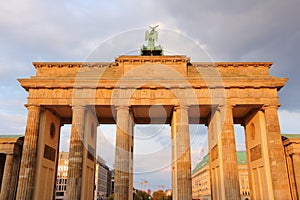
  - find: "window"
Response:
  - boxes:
[56,192,64,196]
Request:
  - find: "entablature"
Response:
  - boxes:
[18,77,287,91]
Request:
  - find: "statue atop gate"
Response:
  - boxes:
[145,25,159,48]
[140,25,163,56]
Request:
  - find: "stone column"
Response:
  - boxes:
[263,105,292,199]
[0,154,14,200]
[171,114,178,200]
[66,105,86,200]
[208,108,223,199]
[291,154,300,199]
[9,154,22,200]
[128,112,134,200]
[218,105,240,199]
[172,105,192,200]
[16,105,41,200]
[114,106,131,200]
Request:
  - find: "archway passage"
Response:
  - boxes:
[16,55,291,200]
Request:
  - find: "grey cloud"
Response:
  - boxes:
[96,133,115,168]
[59,126,71,152]
[134,147,171,173]
[135,169,172,191]
[278,109,300,133]
[157,0,300,110]
[0,113,26,134]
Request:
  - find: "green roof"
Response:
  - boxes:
[0,135,24,139]
[192,151,247,174]
[192,154,209,174]
[282,134,300,140]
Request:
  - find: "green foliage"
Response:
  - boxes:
[152,190,167,200]
[108,194,114,200]
[134,190,152,200]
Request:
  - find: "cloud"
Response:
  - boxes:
[96,125,116,168]
[134,168,172,191]
[0,112,26,134]
[156,0,300,112]
[278,109,300,134]
[59,125,71,152]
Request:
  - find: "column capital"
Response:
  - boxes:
[71,105,86,110]
[25,104,41,109]
[5,153,14,156]
[261,104,280,111]
[174,104,189,111]
[218,104,234,109]
[216,104,234,114]
[116,105,130,111]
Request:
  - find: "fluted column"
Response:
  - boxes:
[291,154,300,199]
[128,112,134,200]
[0,154,14,200]
[219,105,240,199]
[172,105,192,200]
[263,105,291,199]
[114,106,131,200]
[171,114,178,200]
[16,105,41,200]
[66,105,86,200]
[9,153,22,200]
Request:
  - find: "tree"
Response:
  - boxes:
[108,194,114,200]
[134,190,151,200]
[152,190,167,200]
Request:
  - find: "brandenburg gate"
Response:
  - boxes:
[14,28,292,200]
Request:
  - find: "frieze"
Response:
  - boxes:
[53,89,64,98]
[96,89,109,98]
[29,89,45,98]
[141,89,151,98]
[26,87,279,106]
[73,88,96,99]
[29,89,73,99]
[194,88,210,98]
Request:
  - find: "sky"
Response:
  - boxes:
[1,0,300,192]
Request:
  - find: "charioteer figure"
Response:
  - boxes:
[140,25,163,56]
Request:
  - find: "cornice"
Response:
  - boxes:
[192,62,273,68]
[32,60,273,68]
[33,62,116,68]
[115,55,190,63]
[18,77,287,90]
